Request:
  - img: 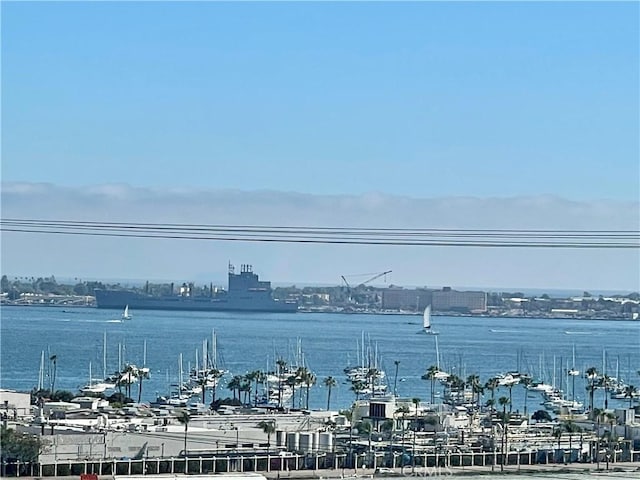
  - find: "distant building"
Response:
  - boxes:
[381,287,433,311]
[432,287,487,313]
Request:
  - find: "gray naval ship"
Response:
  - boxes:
[94,263,298,313]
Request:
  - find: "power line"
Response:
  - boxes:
[1,218,638,248]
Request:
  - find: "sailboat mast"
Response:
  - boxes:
[103,332,107,380]
[38,351,45,390]
[143,339,147,366]
[203,339,208,369]
[178,353,184,394]
[212,329,218,369]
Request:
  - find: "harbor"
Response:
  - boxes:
[1,306,639,477]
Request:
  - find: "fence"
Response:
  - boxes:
[3,449,640,477]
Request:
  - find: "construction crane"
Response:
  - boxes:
[356,270,392,288]
[339,270,391,307]
[341,271,392,289]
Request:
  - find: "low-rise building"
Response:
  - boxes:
[0,389,32,419]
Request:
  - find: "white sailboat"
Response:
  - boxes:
[81,332,116,394]
[122,305,132,320]
[433,335,449,380]
[421,305,438,335]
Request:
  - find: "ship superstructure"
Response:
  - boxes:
[94,263,297,313]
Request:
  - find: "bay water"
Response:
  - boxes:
[1,306,638,412]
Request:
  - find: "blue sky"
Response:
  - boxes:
[1,2,639,290]
[3,1,638,199]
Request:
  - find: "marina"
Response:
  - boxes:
[1,306,639,478]
[2,306,639,410]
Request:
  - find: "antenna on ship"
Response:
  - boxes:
[228,262,234,274]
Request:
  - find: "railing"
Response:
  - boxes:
[2,449,640,477]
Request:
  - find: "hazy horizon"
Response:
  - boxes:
[2,182,638,293]
[3,271,636,298]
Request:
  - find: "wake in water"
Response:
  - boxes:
[53,317,124,324]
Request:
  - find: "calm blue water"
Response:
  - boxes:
[1,306,639,412]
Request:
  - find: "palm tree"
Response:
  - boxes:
[303,370,316,409]
[498,396,510,471]
[421,365,439,404]
[485,377,499,411]
[324,376,337,410]
[485,398,495,412]
[466,374,479,406]
[553,424,563,454]
[121,364,138,400]
[624,384,637,408]
[227,375,242,401]
[585,367,598,418]
[396,405,410,471]
[209,368,224,405]
[296,366,311,408]
[258,420,276,451]
[507,383,515,413]
[245,371,258,405]
[593,407,604,468]
[601,374,611,410]
[276,359,287,408]
[240,377,252,405]
[340,405,356,465]
[176,409,190,457]
[137,367,150,403]
[49,355,57,392]
[467,374,483,407]
[251,370,266,406]
[604,412,617,445]
[561,420,581,463]
[411,397,420,420]
[286,374,298,408]
[520,376,532,418]
[366,368,379,397]
[393,360,400,396]
[351,380,364,401]
[410,398,420,472]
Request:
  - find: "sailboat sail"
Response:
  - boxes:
[419,305,438,335]
[122,305,132,320]
[423,305,431,330]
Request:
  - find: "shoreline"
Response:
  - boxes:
[1,303,636,322]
